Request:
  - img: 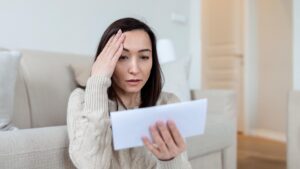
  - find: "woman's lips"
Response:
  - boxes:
[126,79,142,86]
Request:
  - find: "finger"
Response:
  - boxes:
[108,29,125,57]
[102,34,115,55]
[156,121,178,151]
[167,120,185,149]
[112,29,122,43]
[107,33,125,58]
[112,43,123,62]
[142,136,161,156]
[107,29,122,51]
[115,33,126,51]
[150,124,168,153]
[94,35,115,65]
[112,34,125,61]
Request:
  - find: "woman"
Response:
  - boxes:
[67,17,192,169]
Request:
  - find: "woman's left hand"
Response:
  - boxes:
[142,120,186,161]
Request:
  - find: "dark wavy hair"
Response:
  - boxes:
[91,17,164,109]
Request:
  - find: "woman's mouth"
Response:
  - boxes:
[126,79,142,86]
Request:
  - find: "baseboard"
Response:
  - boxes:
[248,129,286,143]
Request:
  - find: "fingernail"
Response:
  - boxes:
[168,120,175,124]
[157,121,164,126]
[118,29,122,34]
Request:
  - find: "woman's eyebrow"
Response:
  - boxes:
[123,48,152,52]
[138,49,152,52]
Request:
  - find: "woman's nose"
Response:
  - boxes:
[128,59,140,74]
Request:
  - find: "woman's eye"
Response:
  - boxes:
[140,56,149,60]
[119,56,128,60]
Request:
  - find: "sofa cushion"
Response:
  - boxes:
[161,58,191,101]
[15,50,89,128]
[11,62,32,129]
[70,58,93,87]
[0,50,21,131]
[0,125,75,168]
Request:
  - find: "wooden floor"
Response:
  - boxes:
[238,134,286,169]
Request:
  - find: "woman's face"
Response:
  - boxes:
[112,29,153,94]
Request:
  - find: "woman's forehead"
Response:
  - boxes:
[122,30,152,52]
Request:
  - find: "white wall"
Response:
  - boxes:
[0,0,190,57]
[188,0,201,89]
[245,0,292,141]
[293,0,300,90]
[244,0,259,134]
[0,0,202,89]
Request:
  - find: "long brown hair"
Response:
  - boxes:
[86,17,164,109]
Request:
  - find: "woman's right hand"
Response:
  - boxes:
[91,29,125,77]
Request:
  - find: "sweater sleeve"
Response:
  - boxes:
[156,152,192,169]
[67,74,112,169]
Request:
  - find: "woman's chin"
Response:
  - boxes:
[124,86,143,93]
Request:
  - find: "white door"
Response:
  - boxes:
[201,0,245,132]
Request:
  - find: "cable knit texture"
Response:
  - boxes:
[67,74,192,169]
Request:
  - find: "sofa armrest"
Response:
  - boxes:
[186,113,236,159]
[188,89,237,169]
[191,89,236,117]
[0,125,75,169]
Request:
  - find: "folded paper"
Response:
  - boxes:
[110,99,207,150]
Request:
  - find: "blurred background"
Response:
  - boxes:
[1,0,299,168]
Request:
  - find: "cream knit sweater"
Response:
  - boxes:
[67,74,192,169]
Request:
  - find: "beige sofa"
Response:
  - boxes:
[0,49,237,169]
[287,91,300,169]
